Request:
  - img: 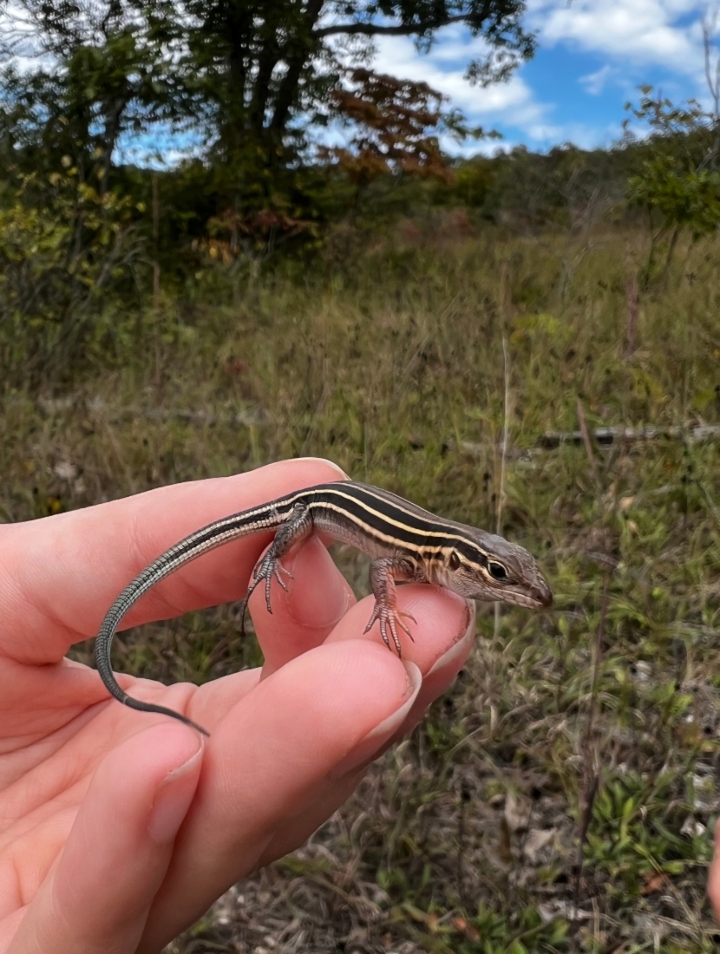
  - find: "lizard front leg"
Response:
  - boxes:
[364,556,419,655]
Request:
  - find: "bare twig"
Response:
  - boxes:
[575,397,599,486]
[494,336,511,641]
[704,7,720,121]
[624,272,639,358]
[496,336,510,537]
[152,173,161,308]
[701,7,720,173]
[574,576,609,909]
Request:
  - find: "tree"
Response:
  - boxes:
[0,1,176,187]
[620,12,720,280]
[623,86,720,280]
[0,0,535,190]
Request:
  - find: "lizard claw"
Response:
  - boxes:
[364,603,415,656]
[239,556,293,633]
[272,561,293,593]
[397,609,417,639]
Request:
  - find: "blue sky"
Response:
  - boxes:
[370,0,715,154]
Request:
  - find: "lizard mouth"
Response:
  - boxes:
[535,580,553,608]
[508,580,553,609]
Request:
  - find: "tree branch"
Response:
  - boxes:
[270,0,325,134]
[313,13,471,38]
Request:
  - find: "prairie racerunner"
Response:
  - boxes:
[96,481,552,734]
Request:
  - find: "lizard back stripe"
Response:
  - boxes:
[308,484,491,557]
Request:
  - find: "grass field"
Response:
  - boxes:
[3,221,720,952]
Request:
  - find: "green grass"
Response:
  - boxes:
[3,221,720,952]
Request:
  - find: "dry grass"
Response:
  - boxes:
[2,223,720,952]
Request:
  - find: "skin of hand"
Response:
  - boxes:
[708,823,720,921]
[0,458,476,954]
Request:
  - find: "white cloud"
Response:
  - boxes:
[372,33,553,135]
[528,0,708,80]
[367,30,629,151]
[365,5,715,151]
[580,64,613,95]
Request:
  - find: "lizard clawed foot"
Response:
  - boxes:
[239,555,293,635]
[364,603,416,656]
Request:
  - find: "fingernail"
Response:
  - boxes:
[332,661,422,776]
[148,740,203,843]
[293,457,350,479]
[425,601,475,679]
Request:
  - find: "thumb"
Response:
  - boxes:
[9,724,203,954]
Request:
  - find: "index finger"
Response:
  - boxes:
[0,458,347,664]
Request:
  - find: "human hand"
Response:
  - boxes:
[708,821,720,923]
[0,458,475,953]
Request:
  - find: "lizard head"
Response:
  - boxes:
[433,527,553,610]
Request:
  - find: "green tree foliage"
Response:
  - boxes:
[0,3,175,189]
[623,85,720,277]
[0,0,534,184]
[146,0,533,174]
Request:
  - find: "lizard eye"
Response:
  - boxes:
[449,551,461,570]
[488,561,508,581]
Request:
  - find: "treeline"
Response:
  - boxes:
[1,124,715,284]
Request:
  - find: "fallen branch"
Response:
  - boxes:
[536,424,720,448]
[459,423,720,458]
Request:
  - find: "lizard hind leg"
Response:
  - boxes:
[238,502,313,636]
